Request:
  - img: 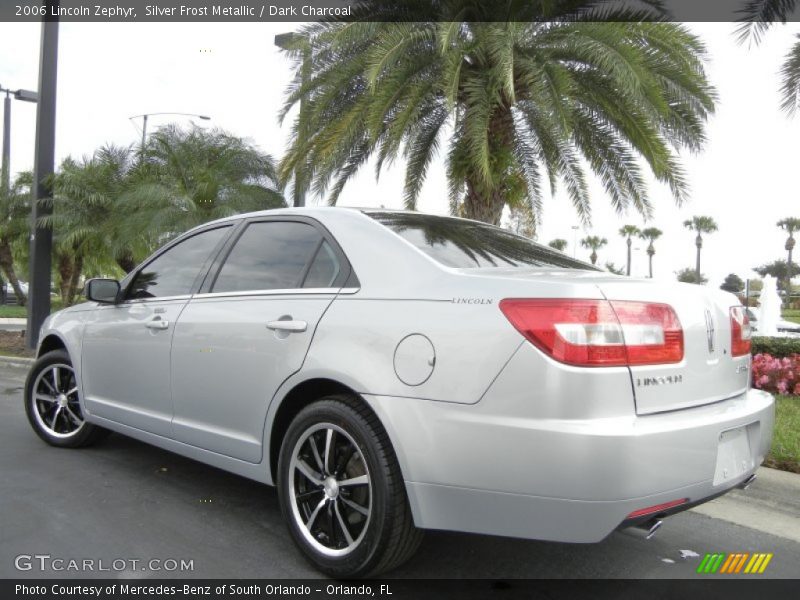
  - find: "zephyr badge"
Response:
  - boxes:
[704,309,715,353]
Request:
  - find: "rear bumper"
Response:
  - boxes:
[365,388,775,543]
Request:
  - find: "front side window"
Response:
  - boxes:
[213,221,322,292]
[368,211,598,270]
[127,226,230,300]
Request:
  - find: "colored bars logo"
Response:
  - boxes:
[697,552,773,574]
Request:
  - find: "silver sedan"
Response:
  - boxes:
[25,208,774,577]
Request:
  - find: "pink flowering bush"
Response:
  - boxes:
[751,353,800,396]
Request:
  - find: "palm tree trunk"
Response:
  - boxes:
[0,237,26,306]
[648,247,654,279]
[462,177,505,225]
[66,254,84,306]
[787,236,795,308]
[461,106,514,226]
[695,234,703,282]
[56,252,73,306]
[591,250,598,265]
[626,238,632,276]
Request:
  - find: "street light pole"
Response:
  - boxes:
[26,1,60,350]
[130,112,209,161]
[2,93,9,194]
[571,225,579,258]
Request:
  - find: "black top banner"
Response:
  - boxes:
[3,0,800,23]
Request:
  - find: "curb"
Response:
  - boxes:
[0,355,34,369]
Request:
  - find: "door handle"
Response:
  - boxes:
[266,319,307,333]
[145,318,169,330]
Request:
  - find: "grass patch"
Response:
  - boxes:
[0,299,68,319]
[784,310,800,324]
[765,395,800,473]
[0,305,27,318]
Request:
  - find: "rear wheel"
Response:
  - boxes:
[277,395,422,577]
[25,349,109,448]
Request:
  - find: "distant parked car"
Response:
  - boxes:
[24,208,774,577]
[2,281,29,296]
[745,307,800,335]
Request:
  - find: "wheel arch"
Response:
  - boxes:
[268,378,384,485]
[38,333,68,358]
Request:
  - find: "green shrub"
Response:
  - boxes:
[751,336,800,358]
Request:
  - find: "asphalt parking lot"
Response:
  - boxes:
[1,362,798,580]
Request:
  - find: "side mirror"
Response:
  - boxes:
[85,278,120,304]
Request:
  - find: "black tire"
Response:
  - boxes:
[277,394,422,578]
[24,349,109,448]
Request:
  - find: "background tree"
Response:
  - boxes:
[548,239,568,252]
[0,171,32,305]
[683,216,718,283]
[737,1,800,113]
[279,9,715,226]
[46,146,147,306]
[606,262,625,275]
[720,273,745,294]
[753,260,800,290]
[581,235,607,265]
[506,204,536,239]
[639,227,663,278]
[676,267,708,285]
[128,125,285,243]
[777,217,800,299]
[618,224,640,276]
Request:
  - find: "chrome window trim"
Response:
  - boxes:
[191,287,360,300]
[116,294,193,305]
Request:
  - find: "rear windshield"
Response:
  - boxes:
[367,211,597,270]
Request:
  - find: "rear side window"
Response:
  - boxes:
[303,241,341,288]
[127,226,230,299]
[368,211,597,270]
[213,221,322,292]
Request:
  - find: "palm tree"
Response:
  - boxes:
[618,225,640,276]
[279,9,715,226]
[737,1,800,113]
[683,216,718,283]
[548,239,568,252]
[777,217,800,299]
[129,125,285,242]
[581,236,607,265]
[0,171,32,305]
[49,146,149,281]
[639,227,663,278]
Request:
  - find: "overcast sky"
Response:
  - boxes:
[0,21,798,285]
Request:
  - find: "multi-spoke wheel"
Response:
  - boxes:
[278,395,423,578]
[25,349,109,448]
[289,423,372,556]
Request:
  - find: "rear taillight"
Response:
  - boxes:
[499,298,684,367]
[730,306,751,357]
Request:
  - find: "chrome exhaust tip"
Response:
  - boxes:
[632,518,663,540]
[738,473,757,490]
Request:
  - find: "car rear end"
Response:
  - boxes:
[360,212,774,543]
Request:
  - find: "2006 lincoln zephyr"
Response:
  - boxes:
[25,208,774,577]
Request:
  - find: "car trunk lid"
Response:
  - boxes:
[596,279,750,415]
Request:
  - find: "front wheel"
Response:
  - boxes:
[277,395,422,577]
[24,349,109,448]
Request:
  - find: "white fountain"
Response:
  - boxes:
[758,275,781,337]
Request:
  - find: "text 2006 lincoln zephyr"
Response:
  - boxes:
[25,208,773,577]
